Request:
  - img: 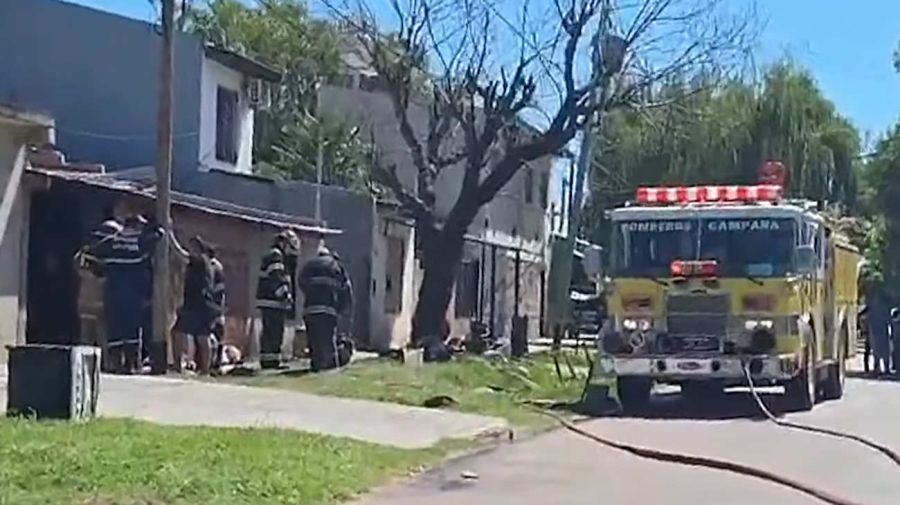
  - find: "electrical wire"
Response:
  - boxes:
[57,126,199,141]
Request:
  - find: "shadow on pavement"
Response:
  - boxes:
[575,388,817,421]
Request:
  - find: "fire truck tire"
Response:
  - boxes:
[617,377,652,412]
[785,345,817,411]
[821,339,846,401]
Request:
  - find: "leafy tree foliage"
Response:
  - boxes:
[586,63,862,244]
[860,123,900,299]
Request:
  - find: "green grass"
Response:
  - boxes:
[228,351,591,427]
[0,417,449,505]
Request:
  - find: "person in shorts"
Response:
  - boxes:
[171,236,217,375]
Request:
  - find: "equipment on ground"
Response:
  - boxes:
[6,344,100,420]
[599,163,861,412]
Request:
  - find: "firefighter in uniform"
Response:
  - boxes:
[81,213,162,374]
[255,230,299,370]
[299,246,352,372]
[81,214,122,276]
[209,249,227,371]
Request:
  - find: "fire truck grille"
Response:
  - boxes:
[665,294,730,349]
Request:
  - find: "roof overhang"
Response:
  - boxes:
[204,44,282,82]
[26,167,340,236]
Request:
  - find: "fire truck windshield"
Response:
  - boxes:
[612,217,797,277]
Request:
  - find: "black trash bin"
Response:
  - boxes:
[6,344,101,420]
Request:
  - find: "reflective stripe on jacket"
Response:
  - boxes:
[298,254,351,317]
[85,221,161,305]
[256,247,292,310]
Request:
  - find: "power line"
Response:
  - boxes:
[57,125,199,141]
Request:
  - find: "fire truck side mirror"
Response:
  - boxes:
[796,245,817,273]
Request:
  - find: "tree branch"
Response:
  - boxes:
[372,162,430,219]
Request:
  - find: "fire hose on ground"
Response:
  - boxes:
[534,407,867,505]
[741,364,900,467]
[522,357,900,505]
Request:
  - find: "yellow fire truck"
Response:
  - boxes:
[599,180,861,412]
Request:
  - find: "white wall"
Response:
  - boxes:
[198,57,254,174]
[0,127,31,362]
[369,216,417,350]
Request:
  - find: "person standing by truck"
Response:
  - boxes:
[864,282,891,376]
[891,308,900,377]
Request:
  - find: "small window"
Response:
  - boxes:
[524,167,534,204]
[215,86,239,164]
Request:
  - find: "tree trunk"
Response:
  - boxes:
[411,229,466,346]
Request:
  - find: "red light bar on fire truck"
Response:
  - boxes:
[635,185,783,205]
[671,259,718,278]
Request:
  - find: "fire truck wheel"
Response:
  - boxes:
[617,377,652,413]
[785,344,817,411]
[821,340,846,401]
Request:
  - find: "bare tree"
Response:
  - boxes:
[323,0,755,345]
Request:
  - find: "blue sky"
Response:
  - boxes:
[71,0,900,140]
[756,0,900,143]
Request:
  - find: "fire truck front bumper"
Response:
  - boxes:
[609,354,799,383]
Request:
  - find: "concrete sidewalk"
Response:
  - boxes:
[0,372,507,449]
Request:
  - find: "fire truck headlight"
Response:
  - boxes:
[744,319,774,331]
[623,318,653,332]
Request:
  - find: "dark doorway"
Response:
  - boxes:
[26,188,85,345]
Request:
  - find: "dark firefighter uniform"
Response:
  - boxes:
[210,256,227,366]
[83,216,161,374]
[82,218,122,276]
[299,248,352,372]
[255,232,297,369]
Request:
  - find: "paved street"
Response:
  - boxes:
[356,373,900,505]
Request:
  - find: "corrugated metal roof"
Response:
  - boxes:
[26,166,341,236]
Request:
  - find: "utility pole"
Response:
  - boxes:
[314,82,324,223]
[545,3,625,348]
[151,0,175,374]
